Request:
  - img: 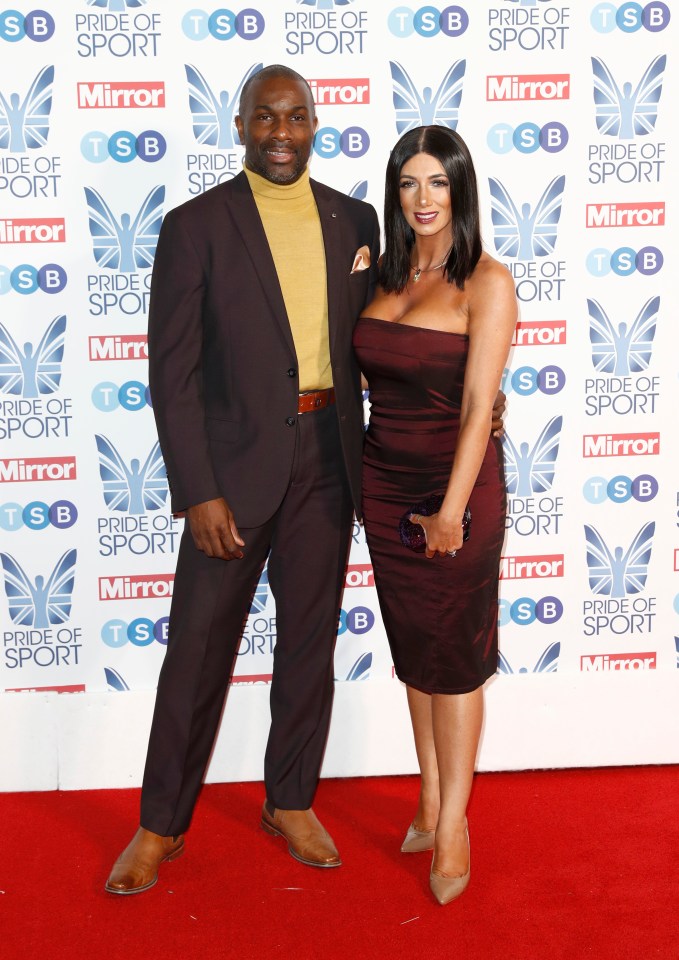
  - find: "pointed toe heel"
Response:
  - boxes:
[429,824,470,906]
[400,823,435,854]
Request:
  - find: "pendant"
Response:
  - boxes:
[412,268,421,283]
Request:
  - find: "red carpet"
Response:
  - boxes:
[1,769,676,959]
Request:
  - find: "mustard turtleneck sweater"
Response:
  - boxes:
[244,166,331,392]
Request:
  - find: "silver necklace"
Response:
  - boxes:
[411,245,453,283]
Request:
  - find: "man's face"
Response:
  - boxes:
[235,75,318,185]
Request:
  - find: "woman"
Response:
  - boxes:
[353,126,517,905]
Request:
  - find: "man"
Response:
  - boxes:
[105,65,381,894]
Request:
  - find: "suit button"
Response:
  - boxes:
[287,368,296,377]
[286,417,296,426]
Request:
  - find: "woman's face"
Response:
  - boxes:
[398,152,453,242]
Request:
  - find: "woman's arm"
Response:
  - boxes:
[418,260,517,558]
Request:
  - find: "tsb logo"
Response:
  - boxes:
[0,263,67,294]
[387,6,469,37]
[502,364,565,396]
[338,606,374,635]
[487,121,568,154]
[313,127,369,159]
[181,8,265,41]
[586,247,662,277]
[92,381,151,411]
[583,474,658,504]
[590,3,670,32]
[498,596,563,626]
[102,616,169,648]
[0,10,55,42]
[0,500,77,531]
[81,130,166,163]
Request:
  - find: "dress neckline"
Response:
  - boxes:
[358,316,468,338]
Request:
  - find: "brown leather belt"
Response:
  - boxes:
[298,388,335,414]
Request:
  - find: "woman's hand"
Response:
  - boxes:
[410,511,464,559]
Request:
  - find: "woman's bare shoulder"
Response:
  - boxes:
[466,253,517,318]
[469,252,514,291]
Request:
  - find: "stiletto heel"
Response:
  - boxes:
[429,822,470,905]
[401,823,435,853]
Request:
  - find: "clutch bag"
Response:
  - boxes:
[398,494,471,553]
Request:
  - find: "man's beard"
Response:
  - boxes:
[248,145,308,185]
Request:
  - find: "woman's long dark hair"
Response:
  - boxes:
[380,126,482,293]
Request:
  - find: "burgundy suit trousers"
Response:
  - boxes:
[140,406,353,836]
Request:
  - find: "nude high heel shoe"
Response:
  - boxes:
[429,822,470,905]
[401,823,435,853]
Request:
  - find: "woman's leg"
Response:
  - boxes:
[405,685,439,830]
[431,686,484,877]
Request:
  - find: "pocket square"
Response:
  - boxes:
[350,245,371,274]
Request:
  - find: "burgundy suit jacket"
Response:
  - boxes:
[148,171,381,526]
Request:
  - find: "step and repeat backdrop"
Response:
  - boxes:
[0,0,677,784]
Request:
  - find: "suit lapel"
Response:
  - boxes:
[224,172,295,355]
[311,179,347,357]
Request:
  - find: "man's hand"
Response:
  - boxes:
[491,388,507,438]
[187,498,245,560]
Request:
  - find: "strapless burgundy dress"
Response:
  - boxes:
[353,317,506,694]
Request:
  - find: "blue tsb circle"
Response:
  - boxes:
[11,264,38,294]
[24,9,54,41]
[440,5,468,36]
[414,6,441,36]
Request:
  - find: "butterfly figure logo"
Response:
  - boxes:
[390,60,466,134]
[503,415,562,496]
[85,185,164,272]
[344,652,372,682]
[87,1,147,9]
[489,175,565,260]
[185,63,262,150]
[105,667,130,692]
[95,435,168,516]
[584,522,654,598]
[0,65,54,154]
[1,550,77,629]
[0,315,66,399]
[497,642,560,675]
[588,296,658,375]
[250,564,269,615]
[592,55,665,140]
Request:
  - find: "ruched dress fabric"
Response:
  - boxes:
[353,317,506,694]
